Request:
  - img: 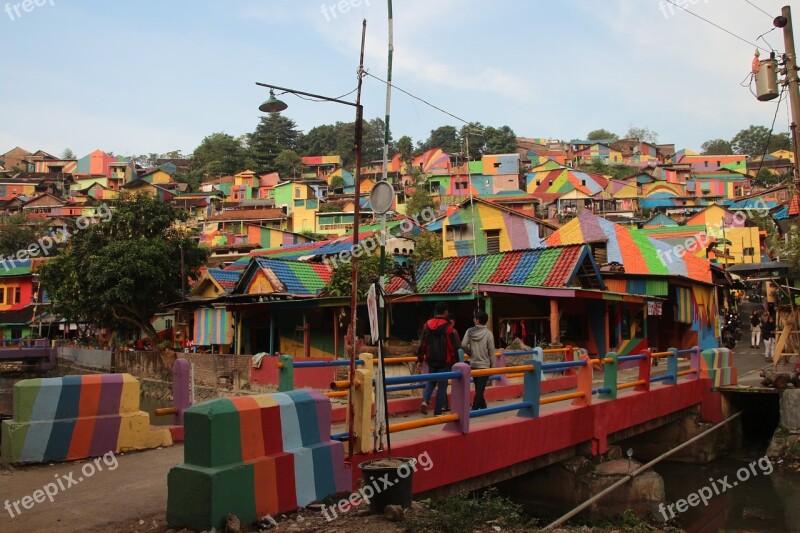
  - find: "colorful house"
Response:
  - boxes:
[640,182,687,209]
[687,171,749,199]
[573,143,624,165]
[675,153,747,173]
[246,225,318,249]
[0,260,36,340]
[301,155,341,182]
[122,179,177,203]
[439,198,557,257]
[546,211,717,351]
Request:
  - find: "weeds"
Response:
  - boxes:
[404,487,523,533]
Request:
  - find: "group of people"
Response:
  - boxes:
[750,310,777,362]
[416,302,496,416]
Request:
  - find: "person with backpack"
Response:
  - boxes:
[417,302,460,416]
[461,310,495,410]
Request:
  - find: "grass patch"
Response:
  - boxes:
[405,488,524,533]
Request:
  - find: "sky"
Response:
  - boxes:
[0,0,795,159]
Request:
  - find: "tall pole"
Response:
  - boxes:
[347,19,367,462]
[780,6,800,195]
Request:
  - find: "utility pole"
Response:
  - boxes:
[777,6,800,194]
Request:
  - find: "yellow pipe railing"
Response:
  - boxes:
[540,391,585,405]
[651,351,673,358]
[383,356,418,364]
[471,365,535,378]
[677,369,698,377]
[324,390,348,398]
[618,379,646,390]
[388,413,458,433]
[330,380,361,390]
[154,407,178,416]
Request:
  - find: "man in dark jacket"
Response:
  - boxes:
[417,302,460,416]
[762,315,776,362]
[462,310,495,410]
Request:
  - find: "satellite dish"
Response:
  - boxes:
[369,180,394,214]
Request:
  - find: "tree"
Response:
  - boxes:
[61,148,76,160]
[329,175,345,190]
[0,214,48,258]
[299,124,339,156]
[274,149,301,179]
[421,126,460,154]
[37,195,209,348]
[624,126,658,143]
[700,139,733,155]
[731,125,792,155]
[459,123,486,159]
[396,135,414,164]
[325,252,385,298]
[586,129,618,141]
[248,113,301,173]
[191,132,248,179]
[577,160,636,181]
[484,125,518,154]
[406,187,437,221]
[410,230,443,266]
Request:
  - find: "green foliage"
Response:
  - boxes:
[404,488,524,533]
[732,125,791,155]
[248,113,301,174]
[325,252,385,298]
[396,135,414,164]
[37,194,209,347]
[0,214,50,257]
[60,148,76,159]
[406,187,437,221]
[329,175,345,190]
[411,230,443,266]
[701,138,734,155]
[587,128,618,141]
[274,149,301,179]
[420,125,461,154]
[484,125,518,154]
[577,159,636,181]
[191,132,250,179]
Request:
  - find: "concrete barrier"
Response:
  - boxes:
[1,374,172,464]
[700,348,737,388]
[58,346,113,370]
[167,390,349,531]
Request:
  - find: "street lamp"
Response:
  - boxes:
[255,19,366,461]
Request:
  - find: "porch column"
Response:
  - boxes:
[604,304,611,355]
[333,308,339,359]
[550,299,560,344]
[269,315,275,354]
[303,312,310,358]
[484,295,493,332]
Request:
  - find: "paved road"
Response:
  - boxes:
[0,445,183,532]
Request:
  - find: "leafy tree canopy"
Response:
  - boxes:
[325,251,385,298]
[410,230,443,267]
[420,125,461,154]
[586,129,618,141]
[60,148,76,160]
[0,214,49,258]
[37,194,209,347]
[191,132,251,179]
[274,149,301,179]
[406,187,437,221]
[700,139,734,155]
[731,125,791,156]
[248,113,301,174]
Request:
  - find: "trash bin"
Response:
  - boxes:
[358,457,414,513]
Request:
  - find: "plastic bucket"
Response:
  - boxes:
[358,457,414,513]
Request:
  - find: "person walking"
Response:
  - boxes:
[762,315,776,362]
[461,310,495,410]
[417,303,460,415]
[750,310,762,349]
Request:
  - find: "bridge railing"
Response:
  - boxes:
[0,338,49,349]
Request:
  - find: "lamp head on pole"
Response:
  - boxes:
[259,90,288,113]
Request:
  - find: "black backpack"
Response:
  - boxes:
[424,322,450,367]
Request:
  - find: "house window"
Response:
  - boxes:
[447,224,473,241]
[0,288,4,304]
[485,229,501,254]
[704,161,708,167]
[717,161,721,166]
[14,287,20,304]
[295,187,301,198]
[581,180,586,186]
[455,182,467,190]
[743,247,755,256]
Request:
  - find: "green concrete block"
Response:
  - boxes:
[13,379,42,423]
[167,462,256,531]
[278,355,294,392]
[183,398,242,468]
[1,420,28,464]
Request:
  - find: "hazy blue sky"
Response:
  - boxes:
[0,0,793,158]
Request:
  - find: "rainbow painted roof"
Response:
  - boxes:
[386,245,603,295]
[206,268,240,294]
[525,167,609,203]
[546,211,712,282]
[232,257,332,296]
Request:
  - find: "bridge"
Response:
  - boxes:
[0,338,55,371]
[166,344,736,531]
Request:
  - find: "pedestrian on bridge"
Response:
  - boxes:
[417,302,460,416]
[462,310,495,410]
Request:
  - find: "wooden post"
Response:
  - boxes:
[600,352,618,400]
[635,348,651,392]
[572,354,592,406]
[550,299,559,344]
[443,362,470,434]
[518,358,542,418]
[666,347,679,385]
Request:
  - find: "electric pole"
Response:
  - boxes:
[777,6,800,193]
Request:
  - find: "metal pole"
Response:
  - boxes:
[542,411,743,530]
[347,19,367,462]
[779,6,800,195]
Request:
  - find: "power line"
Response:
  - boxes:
[662,0,769,52]
[363,71,474,127]
[744,0,774,19]
[752,86,787,180]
